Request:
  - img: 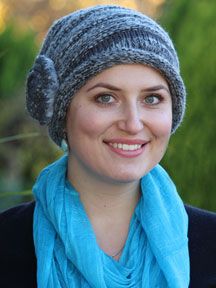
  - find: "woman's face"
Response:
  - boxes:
[66,64,172,184]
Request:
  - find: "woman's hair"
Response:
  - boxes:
[26,5,186,147]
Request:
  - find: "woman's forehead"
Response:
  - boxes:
[82,64,169,91]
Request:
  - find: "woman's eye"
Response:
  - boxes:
[96,94,115,104]
[144,95,161,105]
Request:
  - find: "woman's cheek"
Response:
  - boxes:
[75,107,111,136]
[150,110,172,137]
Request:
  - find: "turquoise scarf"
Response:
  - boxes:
[33,155,190,287]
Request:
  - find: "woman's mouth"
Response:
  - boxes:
[104,139,149,158]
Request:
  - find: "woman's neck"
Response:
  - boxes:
[67,160,141,218]
[67,159,141,259]
[79,182,140,220]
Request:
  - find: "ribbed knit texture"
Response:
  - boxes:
[33,155,190,287]
[26,5,186,147]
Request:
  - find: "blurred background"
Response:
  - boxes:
[0,0,215,212]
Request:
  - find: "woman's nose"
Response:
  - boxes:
[117,103,144,134]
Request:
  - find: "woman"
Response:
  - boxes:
[0,5,216,288]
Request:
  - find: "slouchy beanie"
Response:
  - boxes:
[26,5,186,147]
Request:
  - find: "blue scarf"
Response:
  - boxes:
[33,155,190,287]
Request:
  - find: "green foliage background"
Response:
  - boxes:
[0,24,61,211]
[161,0,216,211]
[0,0,215,212]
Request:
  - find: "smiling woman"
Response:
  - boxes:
[0,4,216,288]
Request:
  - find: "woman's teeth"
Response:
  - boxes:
[109,143,142,151]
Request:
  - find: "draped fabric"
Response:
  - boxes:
[33,155,190,287]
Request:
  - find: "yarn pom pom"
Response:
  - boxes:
[26,55,59,125]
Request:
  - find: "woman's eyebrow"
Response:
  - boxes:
[86,83,170,94]
[86,82,121,92]
[142,85,170,94]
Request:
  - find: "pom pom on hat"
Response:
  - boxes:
[26,55,59,125]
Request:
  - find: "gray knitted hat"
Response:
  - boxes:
[26,5,186,147]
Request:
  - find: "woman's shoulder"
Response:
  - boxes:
[0,201,35,241]
[0,201,36,287]
[185,204,216,243]
[0,200,35,220]
[185,204,216,287]
[0,201,35,255]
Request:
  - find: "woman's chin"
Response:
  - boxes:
[103,171,146,185]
